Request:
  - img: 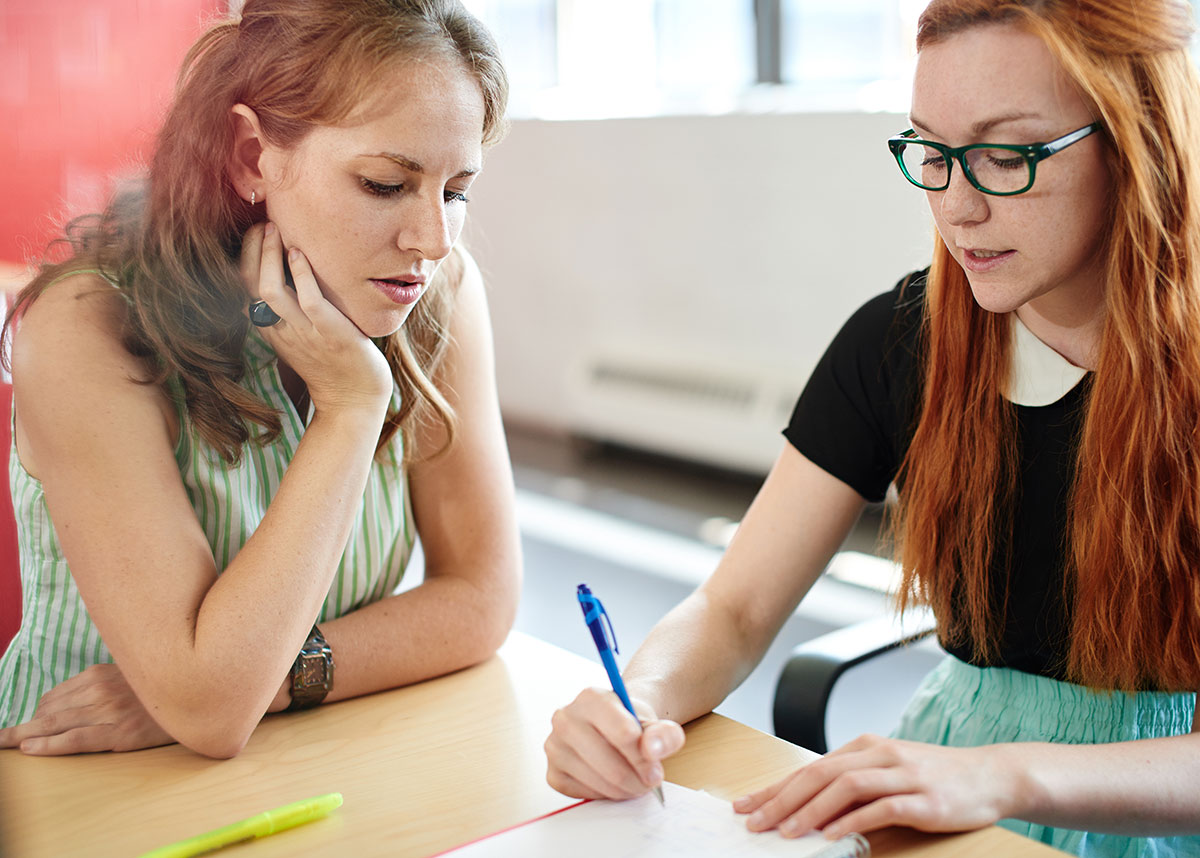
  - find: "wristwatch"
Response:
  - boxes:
[288,624,334,711]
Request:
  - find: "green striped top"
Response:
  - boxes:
[0,327,415,727]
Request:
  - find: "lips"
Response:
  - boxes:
[958,247,1016,273]
[370,277,424,305]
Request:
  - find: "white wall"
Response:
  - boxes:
[465,111,934,475]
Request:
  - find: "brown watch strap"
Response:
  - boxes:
[287,624,334,711]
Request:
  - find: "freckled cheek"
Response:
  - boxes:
[352,207,415,249]
[272,191,342,254]
[1055,188,1110,263]
[1063,156,1112,225]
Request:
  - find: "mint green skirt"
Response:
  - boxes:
[894,656,1197,858]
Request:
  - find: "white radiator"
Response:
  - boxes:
[465,111,934,475]
[567,354,798,473]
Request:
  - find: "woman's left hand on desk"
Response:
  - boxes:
[732,734,1016,839]
[0,663,174,754]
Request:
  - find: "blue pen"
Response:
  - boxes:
[577,583,666,806]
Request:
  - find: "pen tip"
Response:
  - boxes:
[653,785,665,806]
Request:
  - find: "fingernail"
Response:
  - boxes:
[733,795,751,809]
[647,737,664,756]
[782,821,803,837]
[748,812,764,828]
[288,247,300,262]
[264,222,276,236]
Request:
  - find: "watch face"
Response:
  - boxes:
[298,656,326,686]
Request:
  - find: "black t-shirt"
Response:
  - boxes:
[785,271,1089,679]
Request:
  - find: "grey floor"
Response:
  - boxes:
[500,424,946,751]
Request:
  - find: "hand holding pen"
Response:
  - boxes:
[576,583,667,806]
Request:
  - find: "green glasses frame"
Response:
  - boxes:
[887,121,1103,196]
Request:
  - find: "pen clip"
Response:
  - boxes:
[578,590,620,654]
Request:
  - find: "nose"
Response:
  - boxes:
[933,163,989,227]
[398,192,455,261]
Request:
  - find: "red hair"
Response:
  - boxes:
[895,0,1200,691]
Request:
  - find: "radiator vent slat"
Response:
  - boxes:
[589,362,757,411]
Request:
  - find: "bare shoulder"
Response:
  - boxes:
[454,245,484,291]
[445,245,489,328]
[12,272,177,478]
[12,271,144,381]
[453,247,482,300]
[432,246,494,385]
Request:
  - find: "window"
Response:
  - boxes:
[465,0,756,118]
[465,0,919,118]
[461,0,557,97]
[465,1,1200,120]
[779,0,924,110]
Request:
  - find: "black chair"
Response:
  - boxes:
[772,562,936,754]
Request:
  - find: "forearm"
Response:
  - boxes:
[1001,732,1200,834]
[544,448,865,801]
[624,448,865,727]
[294,250,522,703]
[316,568,519,702]
[136,407,386,747]
[624,585,773,726]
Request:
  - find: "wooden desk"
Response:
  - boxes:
[0,632,1062,857]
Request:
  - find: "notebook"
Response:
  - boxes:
[436,781,869,857]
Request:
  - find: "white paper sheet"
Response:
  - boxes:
[444,782,867,857]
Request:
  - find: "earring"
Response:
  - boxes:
[250,190,257,206]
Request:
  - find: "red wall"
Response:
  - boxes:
[0,1,224,266]
[0,1,223,652]
[0,381,15,654]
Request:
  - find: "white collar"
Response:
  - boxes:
[1005,313,1089,406]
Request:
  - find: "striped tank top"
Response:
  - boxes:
[0,326,415,727]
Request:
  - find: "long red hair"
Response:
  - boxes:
[895,0,1200,691]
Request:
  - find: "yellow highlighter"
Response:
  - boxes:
[139,792,343,858]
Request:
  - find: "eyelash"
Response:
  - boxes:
[359,178,471,204]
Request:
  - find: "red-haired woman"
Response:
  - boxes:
[0,0,520,759]
[545,1,1200,854]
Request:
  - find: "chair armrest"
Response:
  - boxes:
[772,607,935,754]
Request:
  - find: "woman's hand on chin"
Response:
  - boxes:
[240,221,393,419]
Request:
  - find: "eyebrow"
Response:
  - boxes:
[909,111,1045,139]
[365,152,480,179]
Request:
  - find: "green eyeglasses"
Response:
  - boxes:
[887,122,1102,196]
